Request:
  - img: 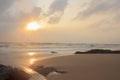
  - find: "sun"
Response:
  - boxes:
[26,21,42,31]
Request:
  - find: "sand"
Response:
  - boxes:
[34,54,120,80]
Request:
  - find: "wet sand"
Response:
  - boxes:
[34,54,120,80]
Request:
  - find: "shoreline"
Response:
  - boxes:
[0,53,120,80]
[33,54,120,80]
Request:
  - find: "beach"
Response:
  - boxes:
[0,43,120,80]
[0,53,120,80]
[33,54,120,80]
[0,0,120,79]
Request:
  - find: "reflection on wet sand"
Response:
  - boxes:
[0,51,66,80]
[23,67,47,80]
[28,52,35,56]
[23,52,64,80]
[30,58,37,65]
[28,52,37,65]
[24,67,35,74]
[27,52,47,80]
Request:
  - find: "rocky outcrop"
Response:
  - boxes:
[0,64,30,80]
[0,64,67,80]
[75,49,120,54]
[30,65,67,76]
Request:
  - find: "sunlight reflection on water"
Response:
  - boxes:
[28,52,36,56]
[23,67,46,80]
[26,52,47,80]
[30,58,37,65]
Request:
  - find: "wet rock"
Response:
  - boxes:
[75,49,120,54]
[86,49,112,53]
[0,64,30,80]
[75,51,84,54]
[51,51,58,54]
[0,65,12,80]
[8,68,31,80]
[30,65,67,76]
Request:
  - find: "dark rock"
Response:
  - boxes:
[0,65,12,80]
[51,51,58,54]
[75,51,84,54]
[30,65,57,76]
[113,50,120,53]
[30,65,67,76]
[8,68,31,80]
[0,64,67,80]
[75,49,120,54]
[0,64,30,80]
[86,49,112,53]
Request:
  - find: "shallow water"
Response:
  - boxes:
[0,43,120,66]
[0,51,72,67]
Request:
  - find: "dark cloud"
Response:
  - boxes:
[48,0,68,15]
[48,14,62,24]
[32,7,42,17]
[47,0,68,24]
[0,0,18,29]
[0,0,15,14]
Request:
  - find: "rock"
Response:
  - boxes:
[30,65,67,76]
[86,49,112,53]
[30,65,57,76]
[8,68,31,80]
[51,51,58,54]
[75,51,84,54]
[113,50,120,53]
[0,64,12,80]
[75,49,120,54]
[0,64,30,80]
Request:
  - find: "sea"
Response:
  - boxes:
[0,42,120,67]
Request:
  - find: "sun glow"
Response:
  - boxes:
[26,22,42,31]
[28,52,35,56]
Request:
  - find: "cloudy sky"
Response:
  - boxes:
[0,0,120,44]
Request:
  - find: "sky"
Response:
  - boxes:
[0,0,120,44]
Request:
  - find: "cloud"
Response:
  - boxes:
[0,0,68,29]
[0,0,43,42]
[75,0,120,19]
[48,0,68,15]
[32,7,42,17]
[47,0,68,24]
[0,0,42,28]
[0,0,15,14]
[18,6,42,23]
[74,0,120,31]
